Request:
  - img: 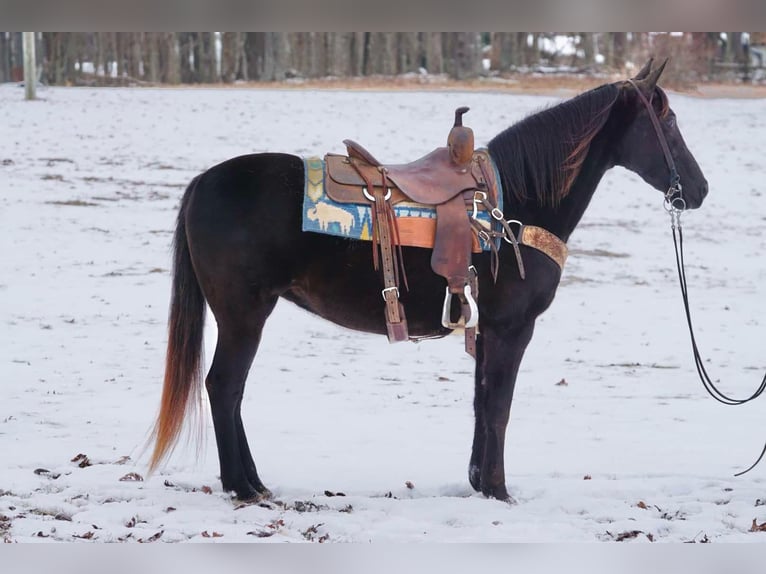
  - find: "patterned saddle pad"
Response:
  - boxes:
[301,156,501,252]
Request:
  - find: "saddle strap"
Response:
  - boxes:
[349,159,409,343]
[464,267,479,358]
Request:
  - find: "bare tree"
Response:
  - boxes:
[423,32,444,74]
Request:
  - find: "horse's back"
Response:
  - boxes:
[184,153,307,313]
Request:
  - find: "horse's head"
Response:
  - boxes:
[613,59,708,210]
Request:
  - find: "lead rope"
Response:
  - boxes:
[668,205,766,475]
[631,75,766,475]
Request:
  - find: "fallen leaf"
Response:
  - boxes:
[750,519,766,532]
[247,530,275,538]
[614,530,643,541]
[138,530,164,543]
[114,456,131,465]
[555,378,568,386]
[201,531,223,538]
[119,472,144,482]
[583,475,592,480]
[405,481,414,489]
[72,531,95,540]
[201,485,213,494]
[636,501,648,510]
[165,507,176,513]
[71,454,91,468]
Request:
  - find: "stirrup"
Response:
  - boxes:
[441,284,478,329]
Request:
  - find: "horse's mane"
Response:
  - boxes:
[488,83,622,207]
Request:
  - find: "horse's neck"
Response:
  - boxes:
[515,140,613,243]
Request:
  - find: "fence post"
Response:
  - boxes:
[23,32,36,100]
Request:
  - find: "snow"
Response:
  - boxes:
[1,83,765,543]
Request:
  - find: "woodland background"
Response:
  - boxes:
[1,32,764,87]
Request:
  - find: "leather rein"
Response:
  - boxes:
[629,80,766,475]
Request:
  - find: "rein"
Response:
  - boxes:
[629,80,766,475]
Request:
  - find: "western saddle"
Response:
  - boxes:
[323,107,566,356]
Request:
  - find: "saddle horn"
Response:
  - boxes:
[448,106,474,167]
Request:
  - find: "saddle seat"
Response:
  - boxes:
[327,145,493,207]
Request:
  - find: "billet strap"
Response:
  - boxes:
[348,157,409,343]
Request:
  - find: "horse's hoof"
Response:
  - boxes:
[238,486,272,502]
[480,483,515,504]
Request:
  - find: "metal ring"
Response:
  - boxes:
[663,196,686,211]
[671,197,686,211]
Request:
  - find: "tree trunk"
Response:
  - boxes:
[178,32,196,84]
[449,32,482,80]
[612,32,627,71]
[397,32,420,74]
[0,32,8,82]
[729,32,745,63]
[580,33,595,66]
[145,33,160,83]
[221,32,238,82]
[350,32,366,76]
[366,32,396,75]
[196,32,216,83]
[423,32,443,74]
[490,32,516,71]
[162,33,180,84]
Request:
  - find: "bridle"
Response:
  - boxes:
[627,79,684,211]
[628,79,766,475]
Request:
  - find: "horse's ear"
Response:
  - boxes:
[633,57,668,97]
[632,58,654,80]
[644,57,668,87]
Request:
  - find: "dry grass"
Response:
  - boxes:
[157,74,766,99]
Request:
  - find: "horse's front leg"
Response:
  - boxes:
[470,319,535,501]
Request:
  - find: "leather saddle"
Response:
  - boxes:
[323,107,502,352]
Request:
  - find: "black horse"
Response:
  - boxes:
[149,59,708,501]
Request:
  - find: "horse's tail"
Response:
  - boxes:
[148,175,206,473]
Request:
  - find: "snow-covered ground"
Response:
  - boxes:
[1,83,765,543]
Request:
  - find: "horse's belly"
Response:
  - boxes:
[281,242,452,338]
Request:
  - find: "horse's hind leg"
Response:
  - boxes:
[206,295,278,500]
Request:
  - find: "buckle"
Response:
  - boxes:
[381,286,399,301]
